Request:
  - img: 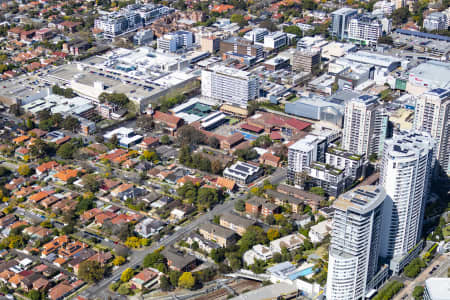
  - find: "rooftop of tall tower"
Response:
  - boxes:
[424,88,450,99]
[333,185,385,213]
[385,130,434,158]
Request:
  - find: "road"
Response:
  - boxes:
[393,253,450,300]
[80,194,240,299]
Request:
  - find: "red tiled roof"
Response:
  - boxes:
[241,123,264,133]
[285,118,311,131]
[270,131,282,140]
[153,111,182,128]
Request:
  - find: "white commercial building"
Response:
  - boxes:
[287,135,327,184]
[94,3,171,37]
[409,61,450,90]
[424,278,450,300]
[263,32,288,50]
[243,28,269,43]
[326,186,386,300]
[134,29,154,45]
[201,65,259,107]
[342,94,388,157]
[157,31,193,53]
[423,12,448,32]
[348,14,383,46]
[373,1,396,15]
[379,131,435,261]
[414,88,450,175]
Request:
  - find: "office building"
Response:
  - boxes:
[133,29,153,45]
[263,32,288,50]
[291,48,321,74]
[95,3,171,37]
[201,65,258,107]
[414,88,450,175]
[331,7,357,40]
[287,135,327,185]
[200,36,220,53]
[220,37,264,60]
[348,14,383,46]
[157,31,193,53]
[373,1,396,15]
[342,95,388,157]
[379,131,435,263]
[243,28,269,43]
[424,278,450,300]
[326,186,386,300]
[423,12,448,32]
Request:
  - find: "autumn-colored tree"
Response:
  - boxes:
[120,268,134,282]
[113,256,126,266]
[267,228,280,241]
[18,164,31,176]
[178,272,195,289]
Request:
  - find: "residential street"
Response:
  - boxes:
[80,191,242,299]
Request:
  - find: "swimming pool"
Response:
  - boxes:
[232,130,258,141]
[288,267,315,280]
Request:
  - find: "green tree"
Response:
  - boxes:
[29,139,52,158]
[62,116,80,132]
[117,284,130,295]
[283,25,303,36]
[177,125,206,146]
[27,290,41,300]
[78,261,106,283]
[143,250,166,268]
[230,14,248,27]
[310,186,325,197]
[260,19,277,32]
[136,115,153,131]
[412,286,424,300]
[57,143,76,159]
[178,272,195,289]
[82,174,100,193]
[253,135,272,148]
[207,136,220,149]
[234,199,245,212]
[160,135,170,145]
[240,226,268,252]
[197,188,219,210]
[160,275,172,291]
[169,270,182,287]
[392,7,410,26]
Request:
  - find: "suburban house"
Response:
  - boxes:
[130,268,160,290]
